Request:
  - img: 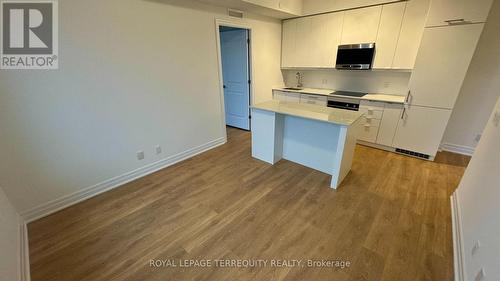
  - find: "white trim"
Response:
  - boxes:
[20,137,226,223]
[451,191,466,281]
[441,143,475,156]
[214,18,254,133]
[20,222,30,281]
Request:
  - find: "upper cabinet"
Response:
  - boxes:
[281,1,431,69]
[282,12,344,68]
[340,6,382,45]
[372,3,406,69]
[392,0,430,69]
[425,0,493,27]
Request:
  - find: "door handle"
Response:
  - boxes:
[223,85,226,89]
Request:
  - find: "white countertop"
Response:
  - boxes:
[251,100,363,126]
[273,87,406,104]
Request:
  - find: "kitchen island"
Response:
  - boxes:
[251,100,363,189]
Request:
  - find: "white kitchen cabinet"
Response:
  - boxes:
[372,2,405,69]
[309,13,344,67]
[425,0,493,27]
[281,20,297,67]
[341,6,382,45]
[282,13,343,68]
[299,94,327,106]
[392,0,430,69]
[272,90,300,102]
[377,103,403,146]
[393,105,452,157]
[408,24,484,109]
[295,17,313,67]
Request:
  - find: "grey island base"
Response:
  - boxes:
[251,100,363,189]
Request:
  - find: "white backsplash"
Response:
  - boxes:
[282,69,411,96]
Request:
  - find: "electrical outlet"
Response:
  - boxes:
[155,145,162,155]
[137,151,145,160]
[383,81,391,88]
[322,78,328,85]
[475,268,485,281]
[472,240,481,256]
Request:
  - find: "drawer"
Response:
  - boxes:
[273,91,287,101]
[358,123,380,143]
[300,94,327,106]
[360,100,386,110]
[359,107,384,119]
[360,117,381,127]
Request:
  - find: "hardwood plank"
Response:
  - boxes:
[28,127,469,281]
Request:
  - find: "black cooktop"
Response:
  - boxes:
[332,91,367,98]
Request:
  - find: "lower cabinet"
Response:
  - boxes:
[272,91,405,149]
[299,94,327,106]
[273,90,301,102]
[393,105,452,156]
[358,100,403,146]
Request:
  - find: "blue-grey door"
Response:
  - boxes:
[220,28,250,130]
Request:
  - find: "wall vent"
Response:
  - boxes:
[228,9,244,18]
[395,148,430,160]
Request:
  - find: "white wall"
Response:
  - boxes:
[302,0,397,15]
[443,0,500,150]
[455,96,500,281]
[0,0,283,214]
[0,187,21,281]
[282,69,410,96]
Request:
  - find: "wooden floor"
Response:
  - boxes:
[28,127,470,281]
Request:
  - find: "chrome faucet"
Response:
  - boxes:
[295,72,303,88]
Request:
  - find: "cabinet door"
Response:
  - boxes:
[341,6,382,44]
[281,20,297,67]
[377,103,403,146]
[300,94,327,106]
[373,3,405,69]
[309,12,344,68]
[273,91,288,101]
[392,0,430,69]
[393,105,452,156]
[408,24,484,109]
[286,92,301,102]
[426,0,493,27]
[295,17,313,67]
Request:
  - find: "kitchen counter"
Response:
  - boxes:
[251,100,363,126]
[273,87,406,104]
[251,100,362,189]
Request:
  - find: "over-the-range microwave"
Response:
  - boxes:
[335,43,375,70]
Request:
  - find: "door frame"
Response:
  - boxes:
[215,18,253,139]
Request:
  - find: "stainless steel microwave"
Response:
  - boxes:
[335,43,375,70]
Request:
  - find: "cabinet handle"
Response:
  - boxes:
[444,18,467,25]
[401,107,406,120]
[404,90,411,104]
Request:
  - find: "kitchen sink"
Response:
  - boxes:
[283,87,303,90]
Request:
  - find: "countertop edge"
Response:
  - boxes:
[272,88,406,104]
[251,104,363,127]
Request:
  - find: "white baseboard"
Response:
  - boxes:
[20,222,30,281]
[20,137,226,223]
[441,143,475,156]
[451,191,466,281]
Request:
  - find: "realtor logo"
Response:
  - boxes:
[1,0,58,69]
